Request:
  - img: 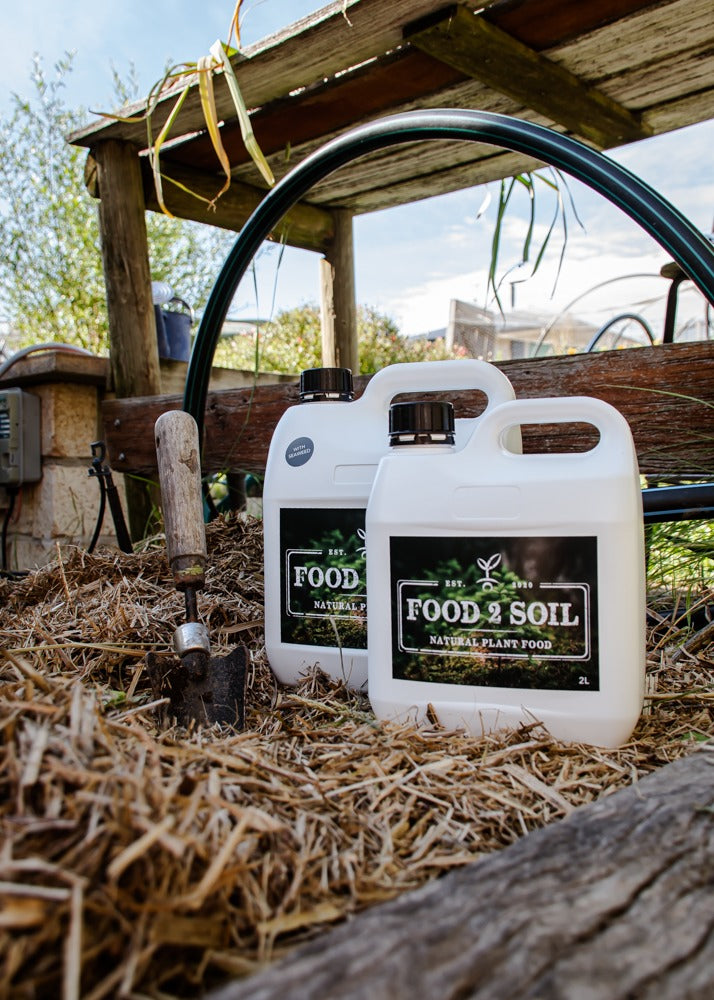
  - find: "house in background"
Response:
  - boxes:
[414,298,598,360]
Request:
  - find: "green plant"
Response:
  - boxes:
[98,0,273,217]
[0,54,233,354]
[646,519,714,591]
[482,168,584,313]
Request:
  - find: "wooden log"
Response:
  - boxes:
[94,139,161,540]
[101,342,714,480]
[206,750,714,1000]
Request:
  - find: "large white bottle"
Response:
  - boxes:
[263,360,518,690]
[366,395,645,747]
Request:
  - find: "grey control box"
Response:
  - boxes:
[0,388,41,485]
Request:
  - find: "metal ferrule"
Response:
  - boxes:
[173,621,210,658]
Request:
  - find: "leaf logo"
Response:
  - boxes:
[476,553,501,590]
[356,528,367,558]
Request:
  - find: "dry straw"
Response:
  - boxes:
[1,515,712,998]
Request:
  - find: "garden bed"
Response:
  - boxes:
[1,515,712,998]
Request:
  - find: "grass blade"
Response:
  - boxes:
[210,40,275,187]
[488,177,514,314]
[149,83,190,217]
[197,55,232,207]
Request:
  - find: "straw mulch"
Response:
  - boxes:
[1,515,712,999]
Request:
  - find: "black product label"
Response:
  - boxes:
[280,508,367,649]
[390,535,598,691]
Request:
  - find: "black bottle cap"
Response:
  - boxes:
[299,367,354,401]
[389,400,455,445]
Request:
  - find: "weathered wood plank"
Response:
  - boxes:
[407,5,649,148]
[600,45,714,114]
[645,89,714,136]
[306,149,545,215]
[164,0,711,192]
[68,0,494,150]
[101,342,714,480]
[69,0,676,153]
[228,105,543,209]
[140,159,334,254]
[162,47,465,177]
[205,750,714,1000]
[484,0,663,50]
[548,0,714,85]
[221,23,712,211]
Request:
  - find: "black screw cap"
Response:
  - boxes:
[389,400,455,445]
[299,367,354,401]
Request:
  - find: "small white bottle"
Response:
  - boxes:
[366,395,645,748]
[262,360,518,690]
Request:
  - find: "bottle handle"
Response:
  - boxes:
[469,395,636,462]
[362,360,516,415]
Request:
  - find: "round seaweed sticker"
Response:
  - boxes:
[285,436,314,467]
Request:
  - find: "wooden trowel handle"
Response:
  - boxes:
[155,410,207,590]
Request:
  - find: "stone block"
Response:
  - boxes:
[12,461,127,544]
[33,383,101,459]
[5,532,58,572]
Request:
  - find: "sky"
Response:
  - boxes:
[2,0,713,341]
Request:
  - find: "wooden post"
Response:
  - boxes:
[320,209,358,373]
[93,139,162,540]
[319,258,337,368]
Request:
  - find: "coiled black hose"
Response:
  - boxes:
[183,109,714,521]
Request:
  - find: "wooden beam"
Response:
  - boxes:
[94,141,160,398]
[138,159,334,254]
[101,341,714,480]
[316,148,544,215]
[205,752,714,1000]
[321,209,358,373]
[406,5,652,148]
[93,139,161,539]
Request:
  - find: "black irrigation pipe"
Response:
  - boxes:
[183,109,714,521]
[642,484,714,524]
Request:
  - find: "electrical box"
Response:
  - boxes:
[0,388,41,486]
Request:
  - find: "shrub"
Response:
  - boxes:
[213,304,466,374]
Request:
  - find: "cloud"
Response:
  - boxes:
[382,270,490,336]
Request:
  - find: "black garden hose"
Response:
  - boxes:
[183,109,714,521]
[586,313,655,353]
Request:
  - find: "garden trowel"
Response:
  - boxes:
[146,409,247,728]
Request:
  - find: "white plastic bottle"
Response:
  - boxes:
[366,395,645,748]
[262,360,518,690]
